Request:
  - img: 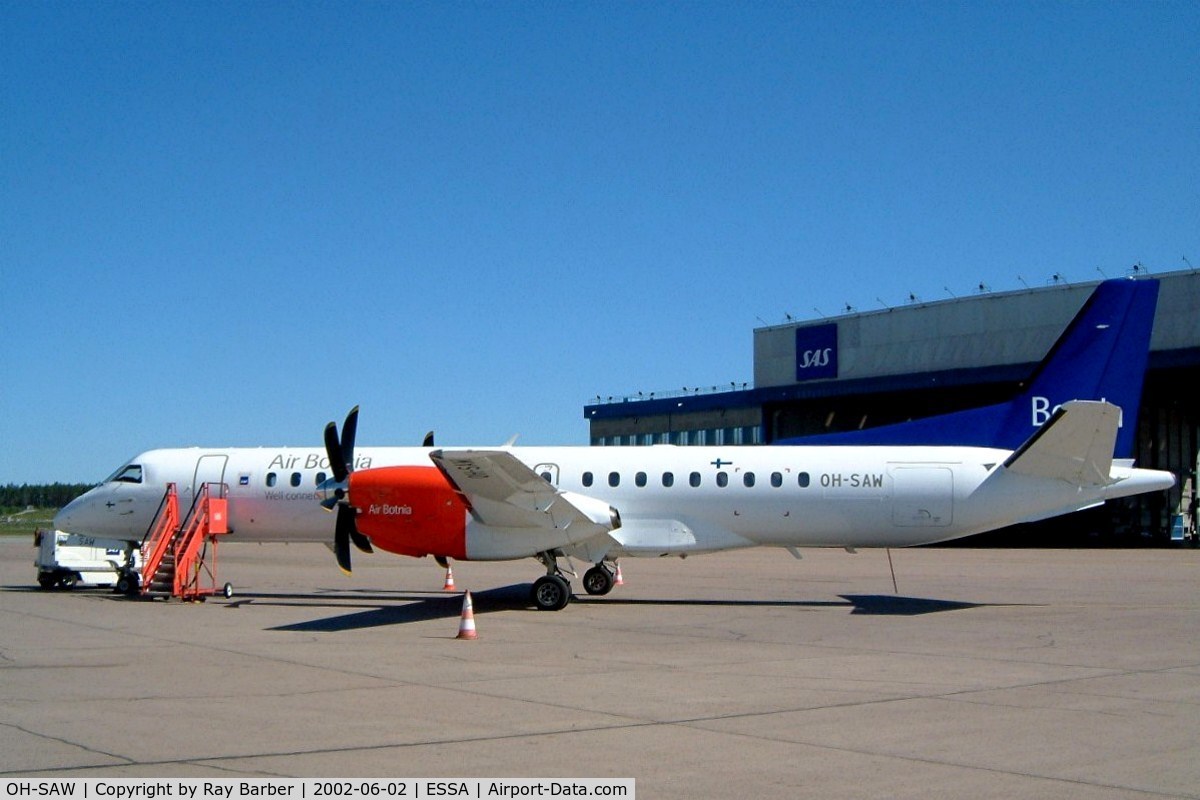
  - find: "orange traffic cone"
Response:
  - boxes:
[614,562,624,587]
[442,564,456,591]
[456,591,478,640]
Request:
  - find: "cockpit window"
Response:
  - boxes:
[105,464,143,484]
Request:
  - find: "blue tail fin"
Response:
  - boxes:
[779,279,1159,457]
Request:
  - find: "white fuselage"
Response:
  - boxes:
[55,443,1173,561]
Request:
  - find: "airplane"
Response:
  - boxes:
[53,278,1173,610]
[54,397,1173,610]
[777,278,1159,457]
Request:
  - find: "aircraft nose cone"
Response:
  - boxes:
[52,503,74,532]
[53,492,96,534]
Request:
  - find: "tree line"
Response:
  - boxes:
[1,483,95,509]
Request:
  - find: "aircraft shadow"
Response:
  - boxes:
[257,588,983,633]
[265,583,535,632]
[574,594,983,616]
[3,582,985,630]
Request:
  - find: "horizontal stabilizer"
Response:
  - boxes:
[1002,400,1119,486]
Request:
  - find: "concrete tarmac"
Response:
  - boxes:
[1,538,1198,798]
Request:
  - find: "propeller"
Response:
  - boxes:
[318,406,372,573]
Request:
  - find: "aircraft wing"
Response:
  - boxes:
[429,449,620,533]
[1002,400,1119,486]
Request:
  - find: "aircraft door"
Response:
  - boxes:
[193,454,229,498]
[890,465,953,527]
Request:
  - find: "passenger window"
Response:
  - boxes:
[582,471,594,488]
[689,472,701,487]
[662,472,674,487]
[771,472,783,488]
[316,472,327,485]
[608,472,620,487]
[266,472,277,488]
[635,472,647,487]
[540,471,552,483]
[798,472,811,488]
[744,472,756,488]
[290,472,302,487]
[716,472,728,488]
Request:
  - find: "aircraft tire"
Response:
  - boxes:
[582,565,614,596]
[532,575,571,611]
[223,582,234,599]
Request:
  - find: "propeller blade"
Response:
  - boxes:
[341,406,359,473]
[324,421,347,483]
[324,406,363,573]
[334,507,354,574]
[350,529,373,553]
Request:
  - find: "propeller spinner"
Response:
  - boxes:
[317,406,373,573]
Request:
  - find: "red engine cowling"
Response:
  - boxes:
[349,466,467,560]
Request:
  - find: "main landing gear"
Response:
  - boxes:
[582,563,616,596]
[532,552,571,611]
[531,552,618,611]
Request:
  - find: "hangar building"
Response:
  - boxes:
[584,271,1199,543]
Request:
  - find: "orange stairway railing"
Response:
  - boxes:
[139,482,230,600]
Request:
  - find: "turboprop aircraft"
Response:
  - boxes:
[55,399,1173,610]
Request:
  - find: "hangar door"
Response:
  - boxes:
[890,465,953,527]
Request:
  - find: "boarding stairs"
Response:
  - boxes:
[139,482,232,600]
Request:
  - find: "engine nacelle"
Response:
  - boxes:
[558,491,622,532]
[349,466,467,560]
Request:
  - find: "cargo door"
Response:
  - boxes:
[890,465,953,527]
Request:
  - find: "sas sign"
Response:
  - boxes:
[795,323,838,381]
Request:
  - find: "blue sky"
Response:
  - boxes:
[3,1,1197,483]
